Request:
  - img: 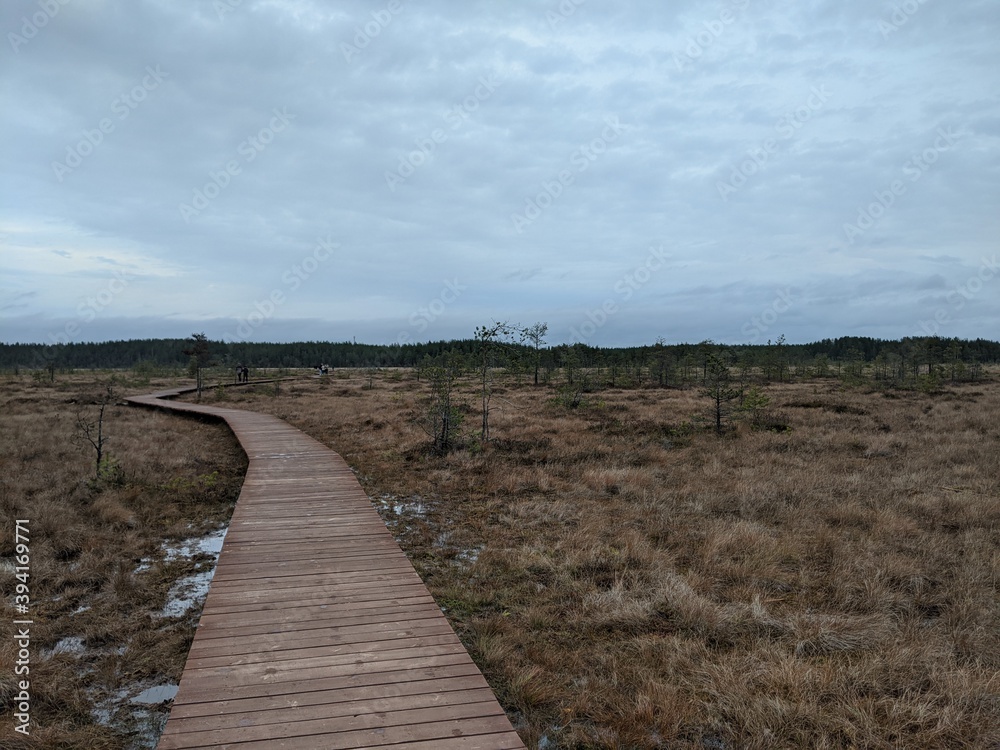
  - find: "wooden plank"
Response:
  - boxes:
[202,583,433,613]
[191,602,452,640]
[177,642,474,682]
[202,567,423,593]
[184,632,472,670]
[172,662,487,706]
[184,619,456,660]
[163,687,501,734]
[125,387,525,749]
[208,548,409,567]
[158,702,508,749]
[169,653,483,702]
[205,555,415,582]
[167,673,496,720]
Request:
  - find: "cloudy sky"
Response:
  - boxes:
[2,0,998,347]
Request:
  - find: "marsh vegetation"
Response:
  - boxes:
[209,366,1000,748]
[0,373,244,749]
[2,363,998,748]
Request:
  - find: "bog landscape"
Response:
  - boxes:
[9,1,999,747]
[1,335,998,749]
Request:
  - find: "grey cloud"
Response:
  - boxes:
[2,0,997,345]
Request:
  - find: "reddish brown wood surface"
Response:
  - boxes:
[128,386,525,749]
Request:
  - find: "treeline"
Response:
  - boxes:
[0,338,469,370]
[2,335,998,378]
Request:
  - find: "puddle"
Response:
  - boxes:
[375,493,430,521]
[159,569,216,618]
[91,687,130,726]
[456,546,482,565]
[397,497,427,516]
[146,526,228,619]
[373,499,482,567]
[91,684,171,750]
[131,684,179,705]
[42,636,86,659]
[131,710,169,749]
[163,527,227,562]
[71,527,228,749]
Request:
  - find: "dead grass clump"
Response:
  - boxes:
[90,495,137,528]
[789,611,889,656]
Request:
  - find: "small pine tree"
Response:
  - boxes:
[523,322,548,386]
[702,353,742,435]
[739,385,771,430]
[183,333,213,398]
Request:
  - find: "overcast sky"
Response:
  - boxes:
[2,0,998,348]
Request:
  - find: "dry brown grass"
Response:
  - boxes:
[0,372,245,749]
[5,366,995,748]
[210,368,1000,749]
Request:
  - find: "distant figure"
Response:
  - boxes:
[236,364,244,384]
[321,364,329,375]
[242,366,249,383]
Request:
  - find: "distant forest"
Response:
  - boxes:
[2,335,999,376]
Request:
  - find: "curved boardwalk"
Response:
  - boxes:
[127,386,525,750]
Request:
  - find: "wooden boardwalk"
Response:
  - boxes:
[127,385,525,750]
